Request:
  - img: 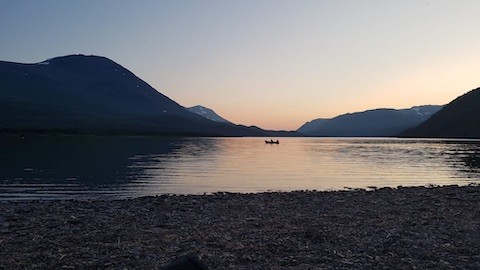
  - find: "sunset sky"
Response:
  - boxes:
[1,0,480,130]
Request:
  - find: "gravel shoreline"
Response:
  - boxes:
[2,185,480,269]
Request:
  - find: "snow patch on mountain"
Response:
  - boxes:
[297,105,443,136]
[187,105,231,123]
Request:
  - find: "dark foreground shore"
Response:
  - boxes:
[2,185,480,269]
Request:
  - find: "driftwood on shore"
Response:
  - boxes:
[1,185,480,269]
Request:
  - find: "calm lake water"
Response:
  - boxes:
[1,136,480,200]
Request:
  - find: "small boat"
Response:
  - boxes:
[265,139,279,144]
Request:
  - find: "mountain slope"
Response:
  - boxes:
[187,105,231,123]
[297,118,328,135]
[0,55,283,136]
[298,105,442,137]
[401,87,480,138]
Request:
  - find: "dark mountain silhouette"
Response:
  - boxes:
[0,55,294,136]
[187,105,231,124]
[298,105,442,137]
[401,87,480,138]
[296,118,329,135]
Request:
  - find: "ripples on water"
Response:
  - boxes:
[1,136,480,200]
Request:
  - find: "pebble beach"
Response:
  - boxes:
[1,185,480,269]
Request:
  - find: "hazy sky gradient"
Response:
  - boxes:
[1,0,479,130]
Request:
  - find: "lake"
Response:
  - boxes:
[1,136,480,200]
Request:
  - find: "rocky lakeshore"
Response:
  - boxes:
[1,185,480,269]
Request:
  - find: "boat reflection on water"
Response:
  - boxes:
[1,137,480,201]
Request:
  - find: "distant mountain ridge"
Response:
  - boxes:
[298,105,443,137]
[187,105,231,123]
[6,54,474,138]
[0,54,295,136]
[401,87,480,138]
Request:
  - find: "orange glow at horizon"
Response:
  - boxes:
[2,1,480,131]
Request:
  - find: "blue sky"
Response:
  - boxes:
[1,0,480,130]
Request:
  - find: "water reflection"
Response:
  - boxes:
[1,137,480,200]
[0,136,179,200]
[448,141,480,174]
[129,138,480,196]
[301,138,480,188]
